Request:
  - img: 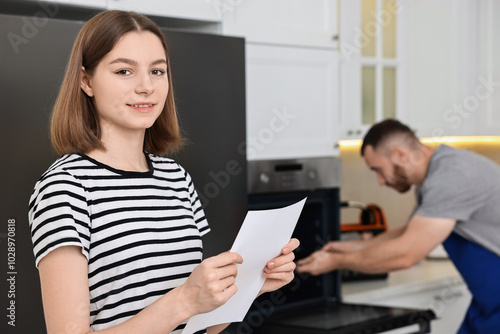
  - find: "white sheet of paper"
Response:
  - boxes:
[182,198,306,334]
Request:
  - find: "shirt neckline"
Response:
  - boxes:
[78,152,154,177]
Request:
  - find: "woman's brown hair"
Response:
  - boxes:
[51,10,182,156]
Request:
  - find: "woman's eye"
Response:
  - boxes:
[116,69,131,75]
[151,69,166,76]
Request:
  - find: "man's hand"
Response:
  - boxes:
[295,249,339,276]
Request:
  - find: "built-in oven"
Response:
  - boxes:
[227,157,435,334]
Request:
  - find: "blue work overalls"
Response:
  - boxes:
[443,232,500,333]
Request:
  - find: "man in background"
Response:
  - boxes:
[296,119,500,334]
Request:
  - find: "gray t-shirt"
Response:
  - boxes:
[414,144,500,257]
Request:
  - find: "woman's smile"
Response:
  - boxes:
[127,102,156,113]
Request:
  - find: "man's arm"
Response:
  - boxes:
[297,215,455,275]
[322,225,408,253]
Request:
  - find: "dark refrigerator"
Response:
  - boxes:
[0,4,247,333]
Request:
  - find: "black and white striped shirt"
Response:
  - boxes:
[28,153,210,333]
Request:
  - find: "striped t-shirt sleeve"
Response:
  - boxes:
[28,169,91,268]
[182,167,210,236]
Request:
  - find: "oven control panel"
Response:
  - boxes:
[248,157,341,193]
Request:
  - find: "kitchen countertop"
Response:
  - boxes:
[342,258,462,299]
[341,258,471,334]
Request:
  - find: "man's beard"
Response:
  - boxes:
[387,165,411,193]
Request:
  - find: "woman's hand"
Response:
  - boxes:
[178,252,243,316]
[259,238,300,295]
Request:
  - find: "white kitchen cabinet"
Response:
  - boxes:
[245,43,340,160]
[38,0,107,9]
[399,0,479,138]
[476,0,500,136]
[338,0,363,140]
[338,0,492,140]
[338,0,403,140]
[107,0,222,22]
[222,0,338,48]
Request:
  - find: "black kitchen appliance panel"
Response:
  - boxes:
[164,29,247,258]
[0,7,246,333]
[248,189,341,309]
[0,14,84,334]
[254,301,436,334]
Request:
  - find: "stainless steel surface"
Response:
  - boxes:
[248,157,341,194]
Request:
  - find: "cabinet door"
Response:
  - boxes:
[338,0,363,139]
[246,44,340,160]
[338,0,402,140]
[400,0,478,138]
[107,0,222,22]
[222,0,338,48]
[39,0,106,9]
[477,0,500,135]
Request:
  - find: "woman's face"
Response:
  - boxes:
[81,31,169,138]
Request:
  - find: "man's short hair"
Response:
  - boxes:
[361,119,418,156]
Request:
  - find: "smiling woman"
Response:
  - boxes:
[79,31,170,169]
[27,10,299,334]
[50,11,181,158]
